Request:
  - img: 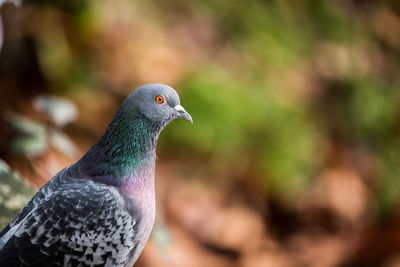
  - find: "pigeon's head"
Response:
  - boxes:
[124,84,192,125]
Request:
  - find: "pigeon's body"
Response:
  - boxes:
[0,84,192,266]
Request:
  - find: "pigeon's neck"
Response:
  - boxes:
[77,109,162,186]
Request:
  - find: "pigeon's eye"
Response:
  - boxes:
[155,95,164,104]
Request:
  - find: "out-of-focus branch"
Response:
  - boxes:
[0,0,21,51]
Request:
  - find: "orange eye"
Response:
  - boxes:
[155,95,164,104]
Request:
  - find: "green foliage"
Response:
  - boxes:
[156,0,400,207]
[349,79,400,143]
[3,0,400,214]
[161,68,322,196]
[345,79,400,214]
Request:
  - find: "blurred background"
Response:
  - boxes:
[0,0,400,266]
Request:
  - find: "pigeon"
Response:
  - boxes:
[0,84,192,267]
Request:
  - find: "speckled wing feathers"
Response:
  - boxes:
[0,176,141,267]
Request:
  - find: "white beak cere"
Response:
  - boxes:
[174,105,186,113]
[174,105,193,123]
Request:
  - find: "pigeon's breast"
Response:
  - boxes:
[121,176,156,265]
[128,188,156,241]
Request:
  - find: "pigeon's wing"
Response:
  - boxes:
[0,168,69,247]
[0,180,140,267]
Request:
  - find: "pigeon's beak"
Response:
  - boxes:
[174,105,193,123]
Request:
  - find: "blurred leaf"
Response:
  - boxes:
[5,112,48,156]
[152,213,172,252]
[49,129,78,158]
[0,159,36,229]
[33,95,78,126]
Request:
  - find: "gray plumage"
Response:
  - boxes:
[0,84,192,267]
